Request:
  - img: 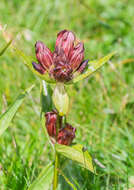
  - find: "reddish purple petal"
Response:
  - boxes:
[32,62,46,74]
[76,59,88,73]
[35,41,53,70]
[69,42,84,71]
[53,47,67,65]
[55,30,75,58]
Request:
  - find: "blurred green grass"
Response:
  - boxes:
[0,0,134,189]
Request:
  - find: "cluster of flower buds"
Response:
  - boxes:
[32,29,88,83]
[45,110,76,145]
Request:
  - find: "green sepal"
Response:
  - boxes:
[52,83,69,116]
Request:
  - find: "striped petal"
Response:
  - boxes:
[32,62,46,74]
[69,42,84,71]
[35,41,53,70]
[55,30,75,58]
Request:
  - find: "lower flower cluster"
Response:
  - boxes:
[45,110,76,145]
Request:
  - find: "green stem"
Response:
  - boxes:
[53,115,62,190]
[53,151,59,190]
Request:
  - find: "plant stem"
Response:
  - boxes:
[53,151,59,190]
[53,115,62,190]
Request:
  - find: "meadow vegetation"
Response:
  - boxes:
[0,0,134,189]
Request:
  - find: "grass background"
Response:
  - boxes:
[0,0,134,189]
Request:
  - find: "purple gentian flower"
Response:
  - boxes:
[32,30,88,83]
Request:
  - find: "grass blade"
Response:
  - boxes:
[0,40,12,56]
[58,169,78,190]
[0,85,34,136]
[28,162,54,190]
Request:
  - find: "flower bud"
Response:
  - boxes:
[57,123,76,145]
[45,110,57,137]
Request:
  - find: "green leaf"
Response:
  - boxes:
[12,46,55,83]
[28,162,54,190]
[52,83,69,116]
[55,144,94,173]
[40,80,53,113]
[72,52,116,83]
[0,40,12,56]
[0,85,34,136]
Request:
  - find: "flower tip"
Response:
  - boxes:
[57,29,68,37]
[57,29,75,38]
[73,127,76,133]
[77,42,84,52]
[35,41,44,53]
[76,59,89,73]
[32,62,45,74]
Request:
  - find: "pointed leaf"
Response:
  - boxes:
[0,85,34,136]
[40,80,53,113]
[72,52,116,83]
[0,40,12,56]
[52,83,69,116]
[55,144,94,173]
[28,162,54,190]
[12,46,55,83]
